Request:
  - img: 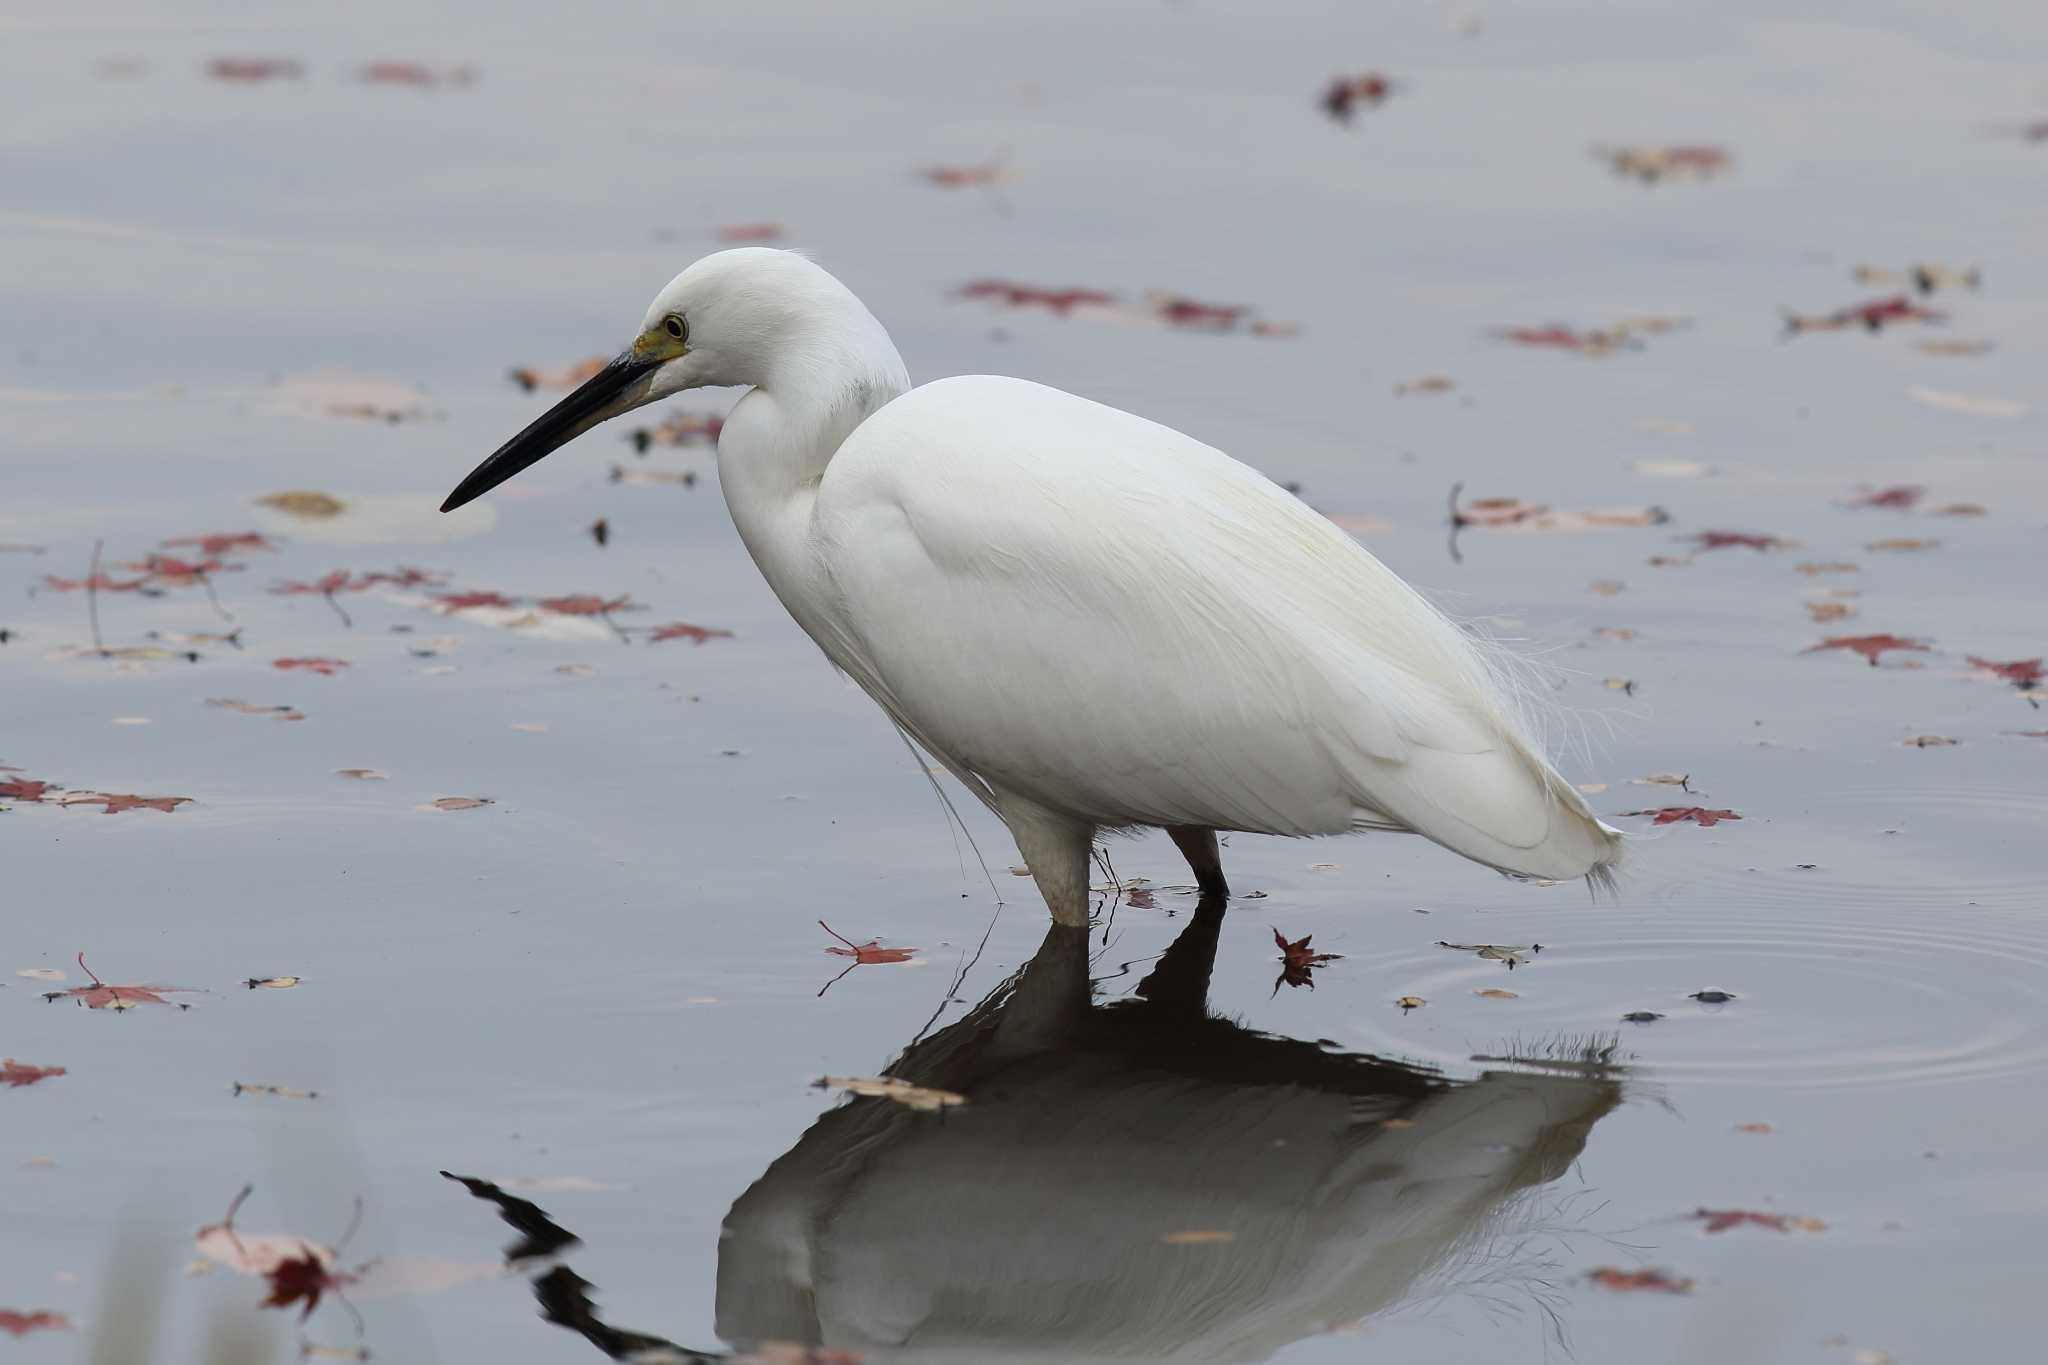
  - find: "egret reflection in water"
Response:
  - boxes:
[453,898,1625,1363]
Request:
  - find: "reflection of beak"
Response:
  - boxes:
[440,351,660,512]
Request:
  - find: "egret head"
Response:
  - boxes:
[441,248,894,512]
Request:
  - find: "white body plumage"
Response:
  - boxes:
[445,249,1622,922]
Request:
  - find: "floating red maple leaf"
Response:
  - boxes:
[820,921,918,964]
[1845,486,1924,509]
[128,553,237,585]
[1585,1267,1693,1294]
[1320,72,1395,123]
[1618,806,1742,827]
[59,791,192,814]
[647,622,734,645]
[436,589,520,610]
[164,532,273,556]
[1691,1207,1826,1234]
[1,1059,66,1088]
[0,777,55,802]
[958,280,1116,315]
[1273,928,1343,993]
[0,1310,70,1337]
[1688,530,1790,552]
[1967,656,2043,689]
[207,57,303,82]
[275,657,348,675]
[39,572,150,593]
[1153,295,1249,330]
[1803,634,1930,666]
[262,1248,360,1319]
[272,571,355,604]
[922,157,1007,187]
[538,593,638,617]
[1784,295,1943,335]
[42,952,193,1010]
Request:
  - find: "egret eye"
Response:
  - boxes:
[663,314,688,342]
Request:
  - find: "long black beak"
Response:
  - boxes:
[441,352,660,513]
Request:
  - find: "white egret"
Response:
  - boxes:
[443,249,1620,923]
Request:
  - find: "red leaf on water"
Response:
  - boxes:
[819,921,917,964]
[39,573,150,593]
[718,222,783,242]
[356,566,443,589]
[1273,928,1343,992]
[1845,486,1924,509]
[358,60,477,88]
[1688,531,1791,552]
[41,953,193,1010]
[539,594,638,617]
[1153,295,1249,330]
[1803,634,1930,666]
[163,532,273,557]
[1784,295,1943,335]
[1,1059,67,1088]
[1967,656,2043,689]
[1691,1207,1826,1234]
[1617,807,1742,827]
[922,156,1007,187]
[262,1249,360,1320]
[127,554,237,584]
[272,570,355,597]
[1,777,56,802]
[436,590,520,610]
[0,1310,70,1337]
[1585,1267,1693,1294]
[275,657,348,675]
[1320,72,1395,123]
[646,622,734,645]
[958,280,1116,315]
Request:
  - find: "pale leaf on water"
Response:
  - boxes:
[815,1075,966,1111]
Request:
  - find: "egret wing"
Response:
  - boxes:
[813,376,1619,882]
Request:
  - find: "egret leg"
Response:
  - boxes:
[1166,825,1230,899]
[1000,796,1095,927]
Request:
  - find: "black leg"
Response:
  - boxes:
[1166,825,1230,899]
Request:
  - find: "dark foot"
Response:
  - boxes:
[1166,825,1230,900]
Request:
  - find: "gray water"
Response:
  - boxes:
[4,3,2044,1362]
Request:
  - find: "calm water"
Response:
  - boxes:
[4,3,2044,1362]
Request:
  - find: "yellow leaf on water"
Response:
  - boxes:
[816,1075,966,1111]
[256,490,347,519]
[1475,988,1519,999]
[1395,996,1426,1011]
[1160,1229,1235,1245]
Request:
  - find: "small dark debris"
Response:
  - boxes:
[1689,990,1737,1004]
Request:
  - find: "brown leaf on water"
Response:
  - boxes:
[424,797,493,812]
[718,222,784,242]
[334,768,387,780]
[1475,988,1519,1000]
[816,1075,965,1111]
[628,411,722,451]
[1967,657,2043,691]
[1394,375,1454,395]
[1594,626,1637,640]
[537,594,638,618]
[233,1081,320,1100]
[42,953,194,1010]
[1688,530,1793,552]
[1803,634,1930,666]
[1843,485,1923,509]
[275,657,348,676]
[1618,806,1741,827]
[257,490,347,519]
[509,358,605,392]
[1932,502,1987,516]
[358,61,478,88]
[1783,296,1942,335]
[1902,735,1959,748]
[1395,995,1426,1011]
[1734,1122,1775,1134]
[0,777,57,803]
[1914,338,1995,356]
[57,791,192,814]
[208,697,306,721]
[1595,143,1730,183]
[1796,561,1860,576]
[1589,580,1626,596]
[1437,941,1540,968]
[1585,1266,1694,1293]
[207,57,303,82]
[1806,600,1855,623]
[958,280,1116,315]
[1865,537,1939,553]
[1,1059,67,1088]
[245,976,302,989]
